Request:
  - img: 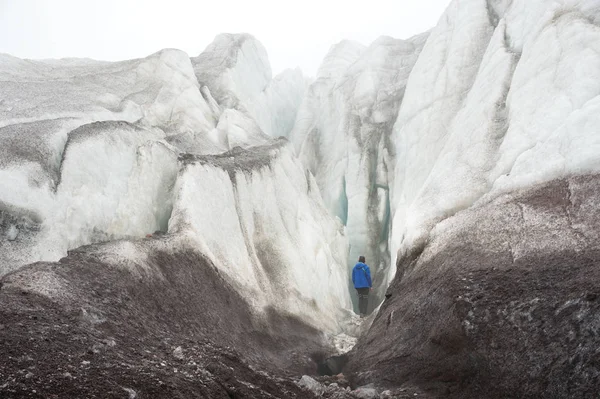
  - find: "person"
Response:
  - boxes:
[352,256,372,317]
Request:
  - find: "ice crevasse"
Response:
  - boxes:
[289,33,430,308]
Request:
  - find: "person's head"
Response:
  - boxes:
[358,255,365,263]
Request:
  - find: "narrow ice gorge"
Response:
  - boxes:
[289,33,429,307]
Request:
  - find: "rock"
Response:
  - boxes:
[334,373,349,384]
[358,383,375,389]
[173,346,184,360]
[353,386,379,399]
[122,387,137,398]
[6,225,19,241]
[380,390,393,399]
[297,375,324,396]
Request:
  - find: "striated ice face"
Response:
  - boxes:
[390,0,600,272]
[169,142,351,332]
[0,33,309,274]
[0,34,349,335]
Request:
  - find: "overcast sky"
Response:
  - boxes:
[0,0,449,76]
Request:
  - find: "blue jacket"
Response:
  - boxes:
[352,262,372,289]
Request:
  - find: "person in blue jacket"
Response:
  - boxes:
[352,255,372,317]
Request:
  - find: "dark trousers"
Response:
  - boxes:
[356,288,370,315]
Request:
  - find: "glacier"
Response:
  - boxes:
[289,33,429,309]
[2,0,600,396]
[0,33,352,339]
[169,140,351,332]
[0,34,308,271]
[0,33,360,396]
[347,0,600,397]
[390,0,600,271]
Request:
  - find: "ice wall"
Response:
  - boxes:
[0,121,179,271]
[169,140,351,332]
[390,0,600,271]
[289,34,428,306]
[0,49,219,271]
[0,33,310,273]
[0,36,349,334]
[0,49,217,215]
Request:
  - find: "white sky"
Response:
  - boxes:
[0,0,449,76]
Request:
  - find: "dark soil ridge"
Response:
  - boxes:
[347,174,600,398]
[0,237,334,398]
[178,137,288,176]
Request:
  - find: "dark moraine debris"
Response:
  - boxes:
[0,236,333,398]
[347,174,600,399]
[179,137,288,178]
[0,118,80,185]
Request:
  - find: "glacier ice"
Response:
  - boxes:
[0,121,179,269]
[390,0,495,269]
[0,49,217,134]
[389,0,600,274]
[192,33,307,139]
[282,0,600,313]
[289,34,428,307]
[0,33,349,335]
[0,33,310,272]
[169,141,351,331]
